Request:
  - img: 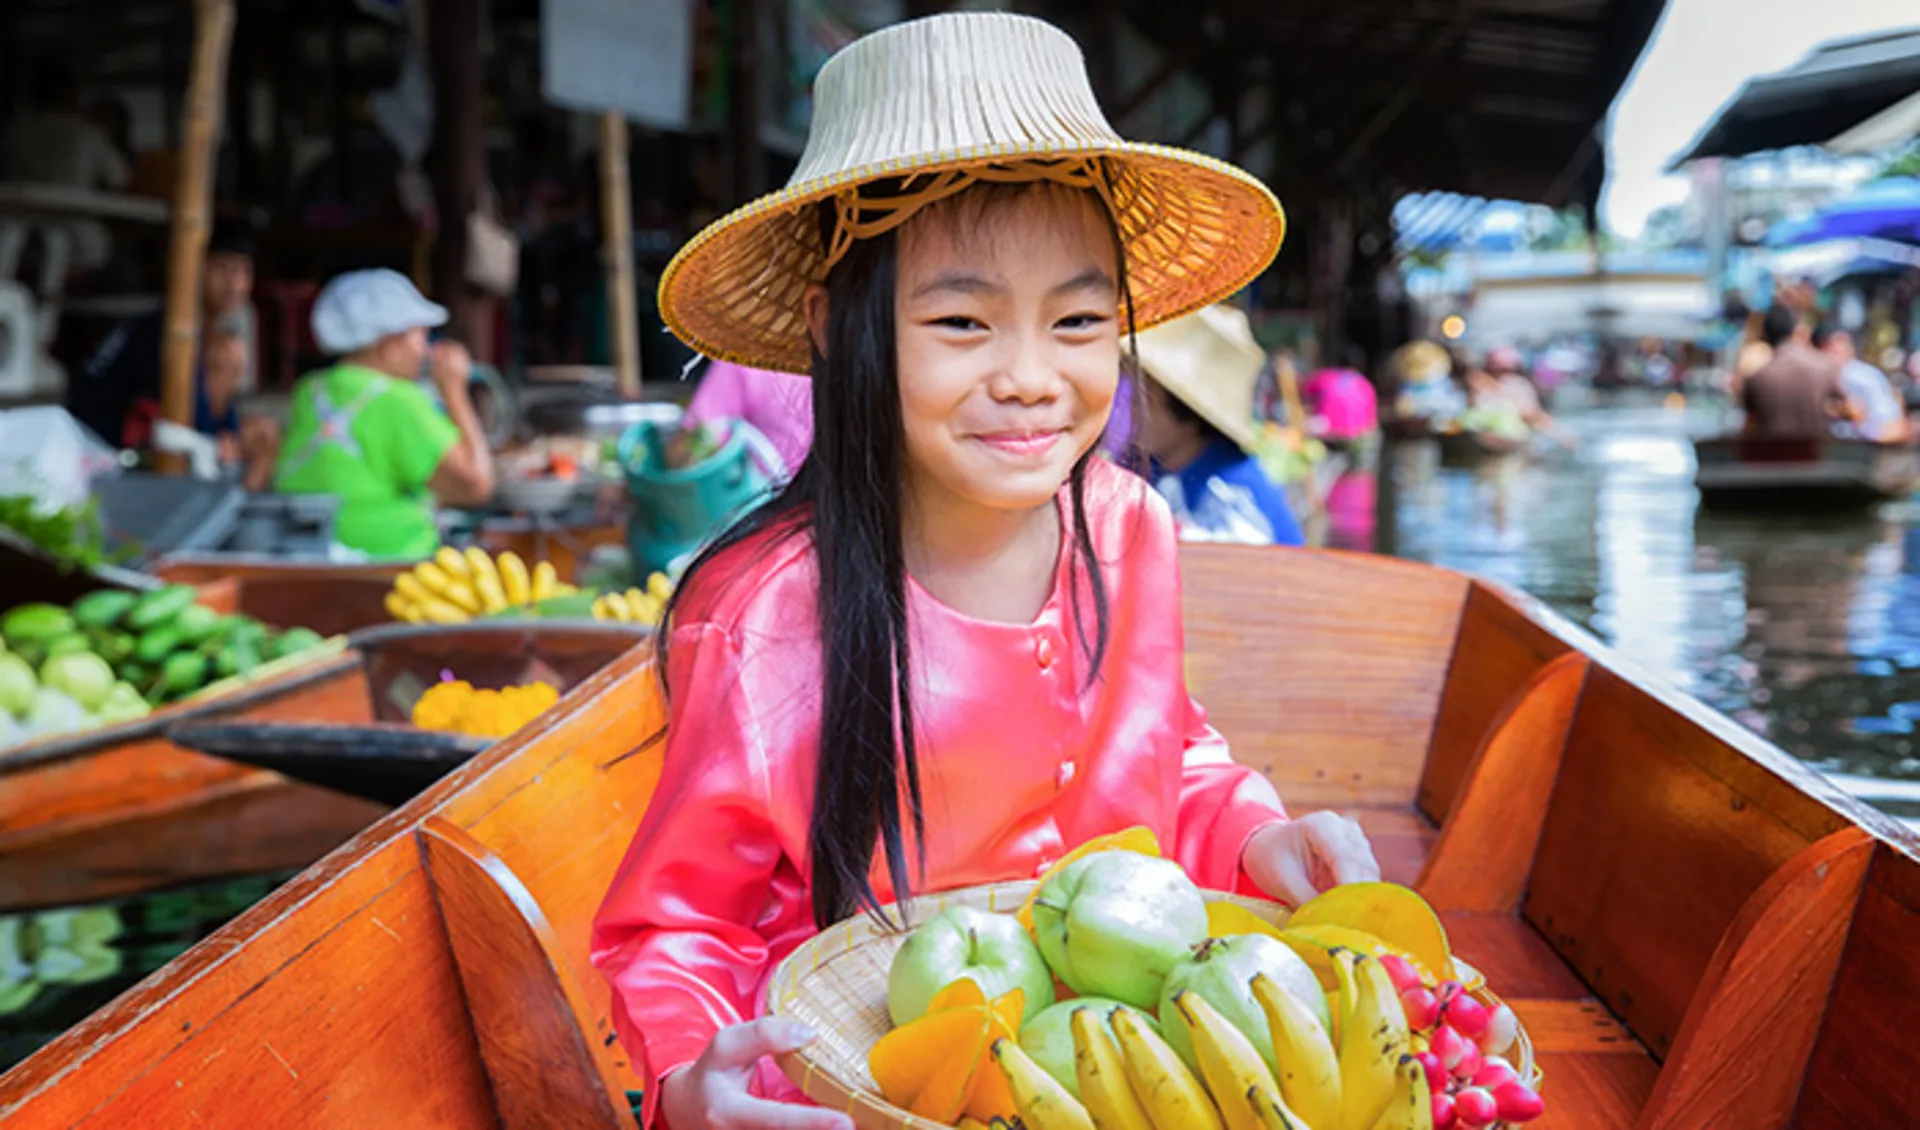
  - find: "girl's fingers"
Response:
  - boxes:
[706,1017,819,1071]
[721,1096,856,1130]
[1316,814,1381,887]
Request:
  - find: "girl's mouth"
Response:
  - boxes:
[974,430,1066,458]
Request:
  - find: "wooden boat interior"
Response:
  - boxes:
[155,556,408,638]
[3,545,1917,1128]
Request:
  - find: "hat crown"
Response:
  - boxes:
[790,13,1121,190]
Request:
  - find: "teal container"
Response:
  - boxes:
[618,419,778,576]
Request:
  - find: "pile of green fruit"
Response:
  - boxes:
[0,587,326,750]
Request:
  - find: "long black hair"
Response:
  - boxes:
[656,177,1135,929]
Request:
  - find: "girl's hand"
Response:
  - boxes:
[659,1018,854,1130]
[1243,812,1382,907]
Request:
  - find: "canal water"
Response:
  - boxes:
[5,388,1919,1072]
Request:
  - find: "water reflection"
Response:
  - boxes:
[1367,392,1920,813]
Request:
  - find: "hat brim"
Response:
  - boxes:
[659,142,1285,375]
[1133,326,1263,454]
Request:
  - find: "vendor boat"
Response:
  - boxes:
[1693,435,1920,509]
[0,543,1916,1128]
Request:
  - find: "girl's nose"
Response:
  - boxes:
[988,338,1060,404]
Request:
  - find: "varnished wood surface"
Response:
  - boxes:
[1183,546,1467,809]
[1639,829,1874,1129]
[1419,653,1589,913]
[2,546,1918,1129]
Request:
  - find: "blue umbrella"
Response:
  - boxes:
[1771,176,1920,247]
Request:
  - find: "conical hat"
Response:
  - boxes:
[1132,304,1264,453]
[659,12,1286,374]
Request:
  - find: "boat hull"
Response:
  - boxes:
[2,547,1916,1128]
[1694,435,1920,509]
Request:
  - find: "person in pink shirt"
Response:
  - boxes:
[592,16,1379,1128]
[1299,354,1379,451]
[682,360,814,478]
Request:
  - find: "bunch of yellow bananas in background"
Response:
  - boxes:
[385,548,575,624]
[590,571,674,627]
[989,953,1427,1130]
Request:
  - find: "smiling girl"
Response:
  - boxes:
[592,14,1380,1128]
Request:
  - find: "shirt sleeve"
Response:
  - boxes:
[1172,692,1288,896]
[683,362,746,429]
[591,622,807,1128]
[366,381,462,495]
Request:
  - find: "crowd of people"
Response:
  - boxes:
[1736,305,1910,444]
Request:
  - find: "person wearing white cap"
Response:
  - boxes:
[273,268,494,558]
[588,14,1377,1128]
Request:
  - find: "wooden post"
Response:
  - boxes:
[158,0,236,475]
[429,0,487,354]
[725,0,764,207]
[598,111,640,399]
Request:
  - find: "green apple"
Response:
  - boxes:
[1158,934,1329,1074]
[1030,852,1208,1010]
[1018,997,1162,1098]
[886,905,1055,1027]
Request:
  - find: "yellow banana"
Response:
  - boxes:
[647,571,674,601]
[436,546,473,580]
[1250,1086,1311,1130]
[994,1037,1096,1130]
[415,596,470,624]
[1072,1007,1154,1130]
[465,549,508,612]
[384,592,424,624]
[1176,992,1284,1130]
[498,552,532,605]
[439,580,483,615]
[1111,1005,1223,1130]
[414,561,458,597]
[1252,973,1342,1130]
[1364,1056,1429,1130]
[391,572,425,603]
[463,546,500,586]
[601,592,633,622]
[1333,951,1408,1130]
[531,561,559,602]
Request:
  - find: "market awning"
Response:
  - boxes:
[1106,0,1669,210]
[1671,25,1920,165]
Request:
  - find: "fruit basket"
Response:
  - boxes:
[766,879,1537,1130]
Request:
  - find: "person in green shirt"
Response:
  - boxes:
[275,269,494,559]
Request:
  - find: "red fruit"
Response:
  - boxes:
[1495,1082,1546,1123]
[1478,1002,1520,1056]
[1446,993,1492,1040]
[1431,1023,1471,1070]
[1401,986,1443,1030]
[1472,1056,1520,1091]
[1379,953,1423,994]
[1452,1042,1485,1084]
[1435,979,1465,1003]
[1415,1050,1448,1092]
[1453,1086,1499,1128]
[1431,1091,1458,1129]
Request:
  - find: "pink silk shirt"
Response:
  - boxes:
[591,458,1289,1125]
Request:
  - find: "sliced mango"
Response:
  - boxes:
[1205,900,1291,942]
[872,1004,985,1108]
[871,982,1027,1124]
[1283,881,1455,983]
[1015,826,1163,933]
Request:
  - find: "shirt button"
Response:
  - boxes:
[1036,636,1055,669]
[1055,759,1077,788]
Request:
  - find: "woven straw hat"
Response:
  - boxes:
[659,12,1286,374]
[1133,303,1266,453]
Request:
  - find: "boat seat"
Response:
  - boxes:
[418,816,634,1130]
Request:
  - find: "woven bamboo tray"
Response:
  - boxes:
[765,879,1538,1129]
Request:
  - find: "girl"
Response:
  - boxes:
[593,14,1380,1128]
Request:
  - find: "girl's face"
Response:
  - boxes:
[890,187,1120,515]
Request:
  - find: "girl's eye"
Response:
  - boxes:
[930,315,985,331]
[1057,312,1112,331]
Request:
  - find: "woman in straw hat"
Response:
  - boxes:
[1129,303,1305,546]
[591,15,1379,1126]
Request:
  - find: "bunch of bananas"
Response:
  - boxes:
[590,572,675,627]
[385,549,576,624]
[987,950,1427,1130]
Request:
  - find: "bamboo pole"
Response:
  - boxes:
[157,0,235,475]
[598,110,640,399]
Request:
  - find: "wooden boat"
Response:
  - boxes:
[166,621,650,806]
[150,555,406,639]
[3,544,1918,1127]
[1694,435,1920,509]
[1437,426,1528,468]
[0,612,643,910]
